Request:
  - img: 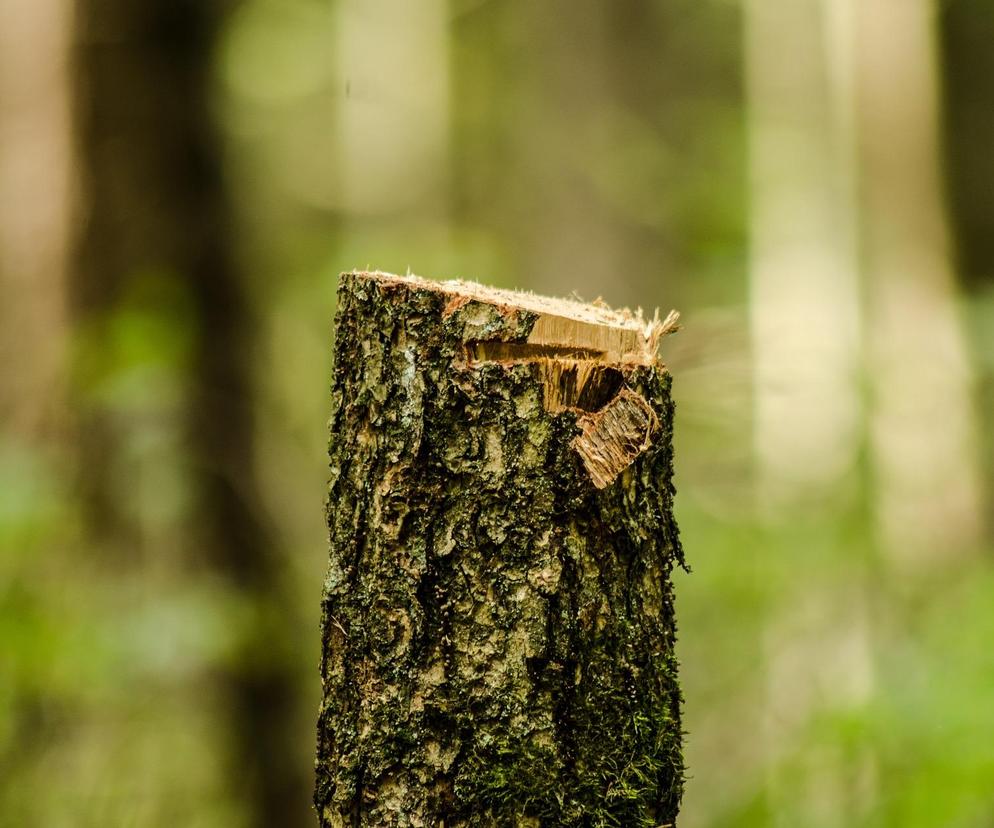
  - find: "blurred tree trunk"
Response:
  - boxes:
[855,0,983,563]
[938,0,994,526]
[70,1,306,824]
[0,0,72,440]
[0,5,75,817]
[939,0,994,292]
[744,4,875,825]
[745,0,862,502]
[335,0,449,224]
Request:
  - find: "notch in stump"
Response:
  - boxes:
[362,270,679,487]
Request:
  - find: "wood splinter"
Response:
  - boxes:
[317,271,686,828]
[573,387,660,489]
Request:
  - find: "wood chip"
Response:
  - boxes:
[573,388,658,488]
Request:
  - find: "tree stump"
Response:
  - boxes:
[316,272,685,827]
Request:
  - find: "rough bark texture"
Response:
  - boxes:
[317,272,685,827]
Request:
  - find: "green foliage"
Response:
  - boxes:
[3,0,994,825]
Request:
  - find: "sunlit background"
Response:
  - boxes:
[2,0,992,825]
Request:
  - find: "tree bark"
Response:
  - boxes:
[317,271,685,827]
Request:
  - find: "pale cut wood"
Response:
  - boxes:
[366,270,678,365]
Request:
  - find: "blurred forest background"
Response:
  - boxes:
[1,0,993,825]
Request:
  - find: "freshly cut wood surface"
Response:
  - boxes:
[363,270,678,364]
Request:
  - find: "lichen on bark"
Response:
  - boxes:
[316,272,686,827]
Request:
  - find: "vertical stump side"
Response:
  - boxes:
[316,272,685,827]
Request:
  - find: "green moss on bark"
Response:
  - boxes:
[316,272,685,827]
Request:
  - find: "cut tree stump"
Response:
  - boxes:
[316,272,685,827]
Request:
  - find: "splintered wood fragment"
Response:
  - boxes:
[318,271,686,827]
[574,388,659,488]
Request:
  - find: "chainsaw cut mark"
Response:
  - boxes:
[466,341,606,363]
